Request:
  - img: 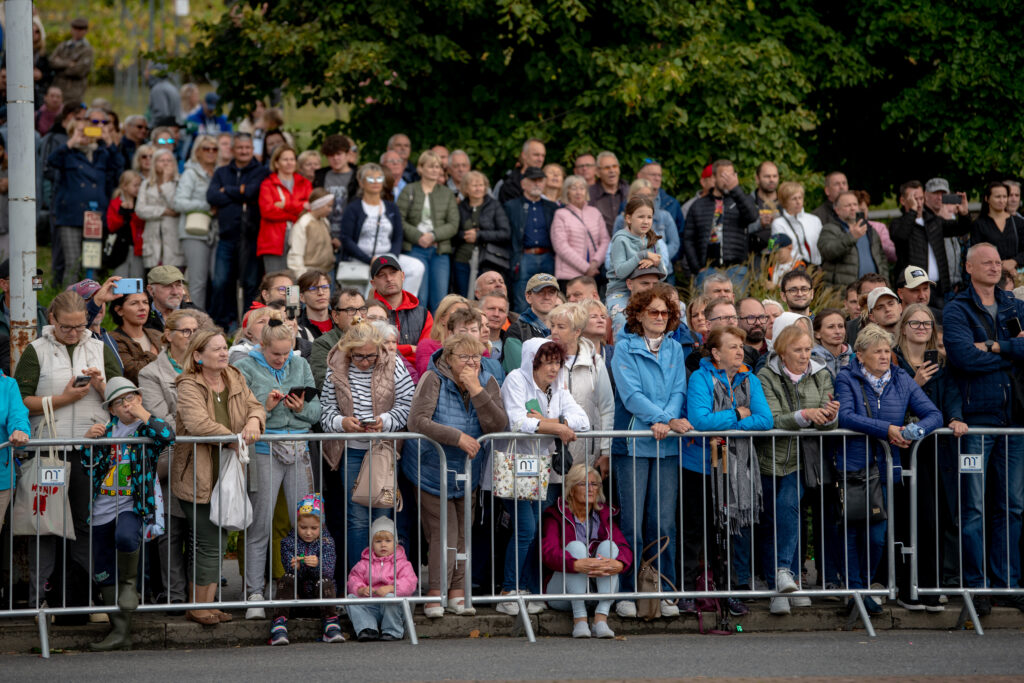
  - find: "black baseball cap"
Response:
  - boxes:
[370,254,402,278]
[522,166,546,181]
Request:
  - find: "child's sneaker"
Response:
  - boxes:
[269,616,289,646]
[322,616,345,643]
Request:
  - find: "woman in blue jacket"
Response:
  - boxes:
[610,283,691,618]
[338,163,403,265]
[687,325,773,616]
[835,323,942,616]
[0,369,30,528]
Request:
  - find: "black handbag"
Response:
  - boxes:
[841,384,887,524]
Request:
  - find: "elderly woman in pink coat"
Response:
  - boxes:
[551,175,609,291]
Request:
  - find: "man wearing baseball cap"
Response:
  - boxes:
[865,286,902,337]
[506,166,558,313]
[501,272,561,374]
[369,254,432,365]
[144,265,200,333]
[897,265,935,307]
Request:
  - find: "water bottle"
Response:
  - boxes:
[901,423,925,441]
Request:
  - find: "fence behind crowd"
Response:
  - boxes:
[467,430,897,641]
[0,432,448,658]
[907,427,1024,635]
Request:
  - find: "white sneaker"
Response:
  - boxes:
[615,600,638,618]
[790,596,812,607]
[592,620,616,639]
[245,592,266,620]
[572,620,591,638]
[776,569,798,594]
[870,583,886,604]
[660,600,680,618]
[496,594,519,616]
[520,590,545,614]
[770,596,791,614]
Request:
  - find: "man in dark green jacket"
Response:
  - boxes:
[310,288,365,390]
[818,191,889,289]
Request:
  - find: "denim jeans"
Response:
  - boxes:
[959,432,1024,588]
[613,455,679,592]
[545,540,621,618]
[758,472,804,588]
[346,595,405,639]
[844,484,887,589]
[513,251,555,314]
[344,448,393,572]
[452,260,471,297]
[407,245,450,311]
[502,497,543,593]
[729,526,752,589]
[92,511,144,586]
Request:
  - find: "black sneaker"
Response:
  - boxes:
[357,629,380,642]
[896,597,926,611]
[678,598,698,613]
[991,594,1024,612]
[726,597,749,616]
[848,596,883,616]
[973,596,992,617]
[380,633,399,641]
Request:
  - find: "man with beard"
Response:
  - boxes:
[737,297,770,370]
[779,269,814,316]
[748,161,780,252]
[47,110,124,285]
[144,266,200,332]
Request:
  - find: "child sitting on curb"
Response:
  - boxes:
[346,517,418,641]
[269,493,343,645]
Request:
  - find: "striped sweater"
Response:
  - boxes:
[320,359,414,450]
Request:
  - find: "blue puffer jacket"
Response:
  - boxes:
[835,357,943,480]
[47,142,124,226]
[942,285,1024,425]
[402,351,499,499]
[685,357,773,473]
[610,331,687,458]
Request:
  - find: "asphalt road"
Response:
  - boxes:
[1,631,1020,681]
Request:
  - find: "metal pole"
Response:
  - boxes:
[7,0,38,365]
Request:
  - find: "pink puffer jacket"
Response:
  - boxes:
[347,544,419,597]
[551,204,610,279]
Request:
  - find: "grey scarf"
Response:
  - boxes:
[711,371,762,533]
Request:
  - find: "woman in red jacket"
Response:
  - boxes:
[258,145,312,272]
[541,463,632,639]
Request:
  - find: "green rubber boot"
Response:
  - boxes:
[90,586,133,651]
[117,550,140,611]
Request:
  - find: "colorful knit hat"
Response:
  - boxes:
[297,493,323,518]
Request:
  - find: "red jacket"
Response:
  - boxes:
[106,196,145,257]
[540,498,633,585]
[257,173,311,257]
[373,289,433,366]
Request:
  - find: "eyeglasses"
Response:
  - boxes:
[306,284,330,293]
[56,322,87,333]
[575,162,595,169]
[112,394,137,409]
[336,306,368,315]
[91,118,111,125]
[574,480,600,489]
[132,123,148,129]
[172,327,197,337]
[199,146,217,152]
[138,154,152,160]
[707,314,739,324]
[351,353,379,363]
[784,286,812,295]
[739,314,770,325]
[364,177,385,184]
[906,320,934,330]
[645,309,670,319]
[273,286,290,294]
[453,354,482,364]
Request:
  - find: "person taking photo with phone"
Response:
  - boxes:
[818,191,889,289]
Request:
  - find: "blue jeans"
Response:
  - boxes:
[960,433,1024,588]
[545,540,621,618]
[612,455,679,593]
[513,251,555,314]
[92,511,143,586]
[408,245,450,311]
[453,261,471,297]
[345,448,393,572]
[759,472,804,587]
[346,594,405,639]
[502,498,543,593]
[694,265,749,294]
[845,485,887,589]
[729,526,752,589]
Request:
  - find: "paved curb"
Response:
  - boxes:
[1,603,1020,652]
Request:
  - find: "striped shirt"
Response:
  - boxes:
[320,359,414,450]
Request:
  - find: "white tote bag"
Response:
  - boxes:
[208,435,253,531]
[11,397,76,539]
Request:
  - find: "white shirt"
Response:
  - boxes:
[358,201,394,259]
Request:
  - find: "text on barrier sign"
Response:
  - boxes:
[959,453,983,474]
[516,457,540,477]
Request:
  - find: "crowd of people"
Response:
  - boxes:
[4,12,1024,649]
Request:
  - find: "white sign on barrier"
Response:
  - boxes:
[40,468,66,486]
[516,457,540,476]
[959,453,983,474]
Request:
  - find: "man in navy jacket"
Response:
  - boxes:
[943,242,1024,614]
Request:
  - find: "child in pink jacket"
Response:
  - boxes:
[346,517,418,641]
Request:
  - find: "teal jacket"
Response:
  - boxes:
[0,372,30,491]
[235,348,322,438]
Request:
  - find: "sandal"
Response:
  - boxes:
[186,610,219,626]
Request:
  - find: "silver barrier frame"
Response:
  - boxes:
[464,429,897,642]
[907,427,1024,635]
[0,431,447,658]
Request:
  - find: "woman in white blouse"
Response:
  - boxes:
[771,181,823,266]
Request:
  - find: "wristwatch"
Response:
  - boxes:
[985,340,995,352]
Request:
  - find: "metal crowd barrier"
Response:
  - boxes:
[0,432,447,658]
[907,427,1024,635]
[463,430,897,642]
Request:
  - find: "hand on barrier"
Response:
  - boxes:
[240,418,261,445]
[457,433,480,458]
[668,417,693,434]
[949,419,968,438]
[651,422,670,440]
[887,424,912,448]
[10,429,28,447]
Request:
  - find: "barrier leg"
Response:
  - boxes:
[849,594,877,637]
[960,592,985,636]
[38,607,50,658]
[516,594,536,643]
[400,599,419,645]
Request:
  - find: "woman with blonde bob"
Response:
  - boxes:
[320,322,414,570]
[771,181,823,266]
[405,333,508,617]
[540,463,632,638]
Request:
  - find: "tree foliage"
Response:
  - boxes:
[173,0,1024,197]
